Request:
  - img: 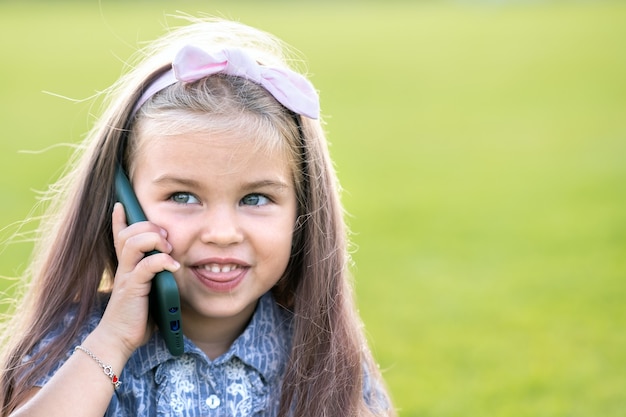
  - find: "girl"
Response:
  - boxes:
[0,17,394,417]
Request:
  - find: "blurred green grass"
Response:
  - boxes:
[1,1,625,416]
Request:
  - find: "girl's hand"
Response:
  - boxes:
[97,202,180,357]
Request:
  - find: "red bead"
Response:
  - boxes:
[112,375,119,384]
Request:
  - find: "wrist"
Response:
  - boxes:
[74,345,122,390]
[81,325,135,372]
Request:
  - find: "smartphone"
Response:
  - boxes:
[114,165,184,356]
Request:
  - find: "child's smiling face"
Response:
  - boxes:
[130,126,297,337]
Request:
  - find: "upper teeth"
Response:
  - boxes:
[203,263,239,273]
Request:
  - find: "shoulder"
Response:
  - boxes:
[362,358,394,415]
[24,294,109,385]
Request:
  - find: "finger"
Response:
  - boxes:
[117,232,173,273]
[112,203,132,264]
[112,202,169,252]
[121,253,180,286]
[115,220,168,254]
[112,202,128,248]
[117,221,168,244]
[139,252,181,276]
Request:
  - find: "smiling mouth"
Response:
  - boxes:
[199,263,242,273]
[192,262,248,292]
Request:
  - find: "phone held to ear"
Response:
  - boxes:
[115,165,184,356]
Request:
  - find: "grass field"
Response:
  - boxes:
[1,1,625,416]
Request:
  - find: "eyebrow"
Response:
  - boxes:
[153,175,291,193]
[153,176,203,189]
[241,179,291,193]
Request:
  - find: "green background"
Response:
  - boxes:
[1,1,625,415]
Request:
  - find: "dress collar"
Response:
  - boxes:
[128,292,293,382]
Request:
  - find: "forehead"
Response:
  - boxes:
[130,121,294,184]
[129,111,295,176]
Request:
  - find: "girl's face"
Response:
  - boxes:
[131,127,297,334]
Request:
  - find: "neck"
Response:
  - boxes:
[180,302,257,360]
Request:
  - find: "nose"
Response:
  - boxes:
[199,204,244,247]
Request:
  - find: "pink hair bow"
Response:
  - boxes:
[133,45,319,119]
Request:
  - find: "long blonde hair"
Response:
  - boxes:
[0,17,393,416]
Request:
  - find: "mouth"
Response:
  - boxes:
[190,259,250,292]
[199,263,242,274]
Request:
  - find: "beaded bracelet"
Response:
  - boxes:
[74,345,122,390]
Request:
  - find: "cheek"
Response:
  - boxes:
[144,211,189,247]
[254,218,295,263]
[278,226,297,268]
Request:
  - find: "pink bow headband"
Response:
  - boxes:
[132,45,320,119]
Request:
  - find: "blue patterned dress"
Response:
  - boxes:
[29,292,388,416]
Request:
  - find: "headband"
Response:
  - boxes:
[132,45,320,119]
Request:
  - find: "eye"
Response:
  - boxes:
[240,193,270,207]
[170,192,200,205]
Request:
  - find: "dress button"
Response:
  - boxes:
[206,394,221,409]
